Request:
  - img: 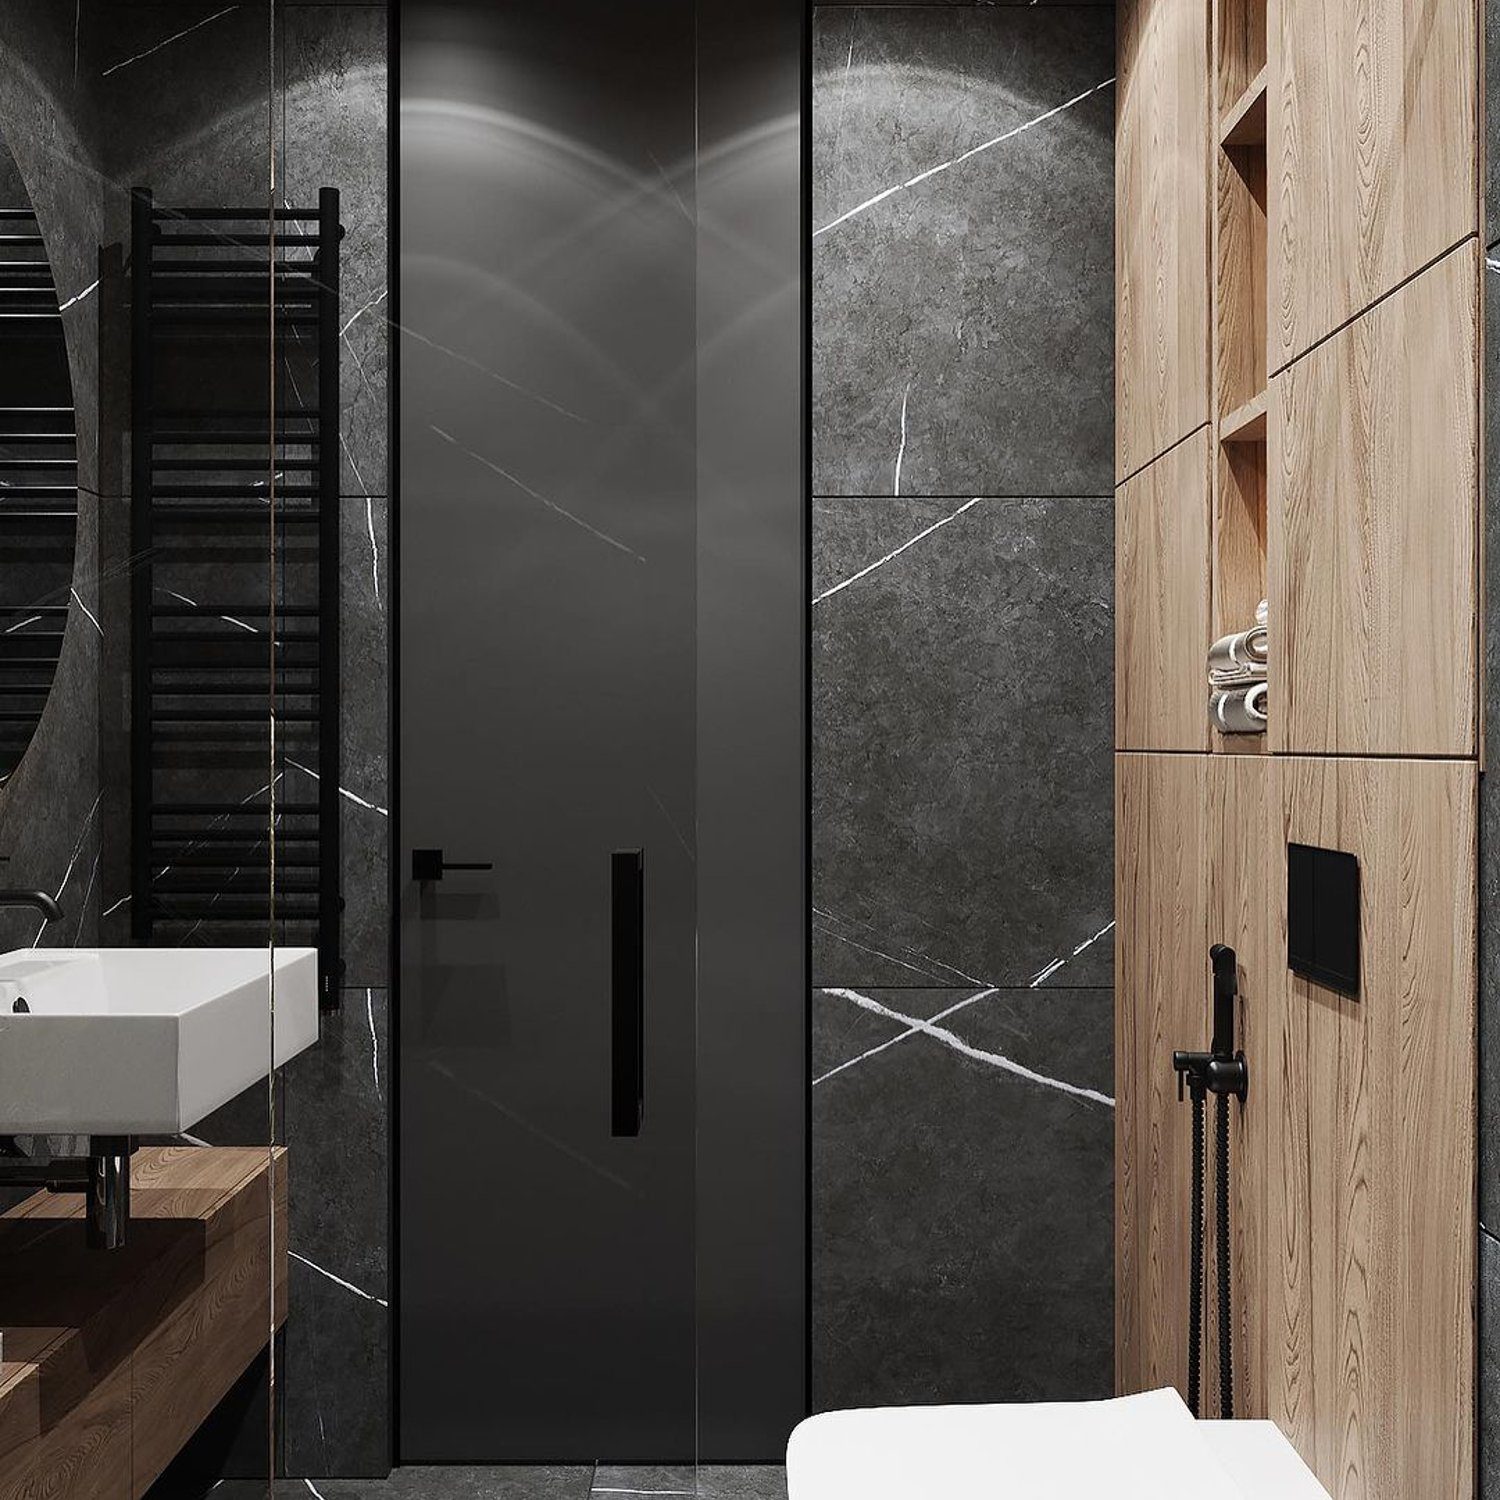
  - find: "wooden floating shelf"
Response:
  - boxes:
[1219,65,1267,147]
[1220,389,1267,443]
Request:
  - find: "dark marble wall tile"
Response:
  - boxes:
[0,2,104,953]
[813,495,1113,992]
[1488,0,1500,250]
[1484,263,1500,1238]
[1486,1228,1500,1499]
[812,985,1113,1409]
[812,5,1114,496]
[811,0,1114,1414]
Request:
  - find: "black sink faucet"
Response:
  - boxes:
[0,890,62,923]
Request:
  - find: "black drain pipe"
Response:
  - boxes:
[1173,943,1248,1418]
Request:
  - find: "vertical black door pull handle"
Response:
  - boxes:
[611,849,644,1137]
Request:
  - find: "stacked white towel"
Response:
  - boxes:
[1208,600,1268,733]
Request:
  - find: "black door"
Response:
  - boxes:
[397,0,698,1461]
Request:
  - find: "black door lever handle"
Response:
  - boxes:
[412,848,494,882]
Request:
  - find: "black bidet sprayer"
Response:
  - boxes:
[1172,942,1248,1419]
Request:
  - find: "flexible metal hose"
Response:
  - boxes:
[1187,1090,1204,1418]
[1216,1091,1234,1419]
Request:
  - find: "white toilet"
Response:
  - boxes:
[785,1388,1330,1499]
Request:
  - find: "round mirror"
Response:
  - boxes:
[0,133,77,784]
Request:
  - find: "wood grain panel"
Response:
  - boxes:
[1117,0,1211,479]
[1272,0,1478,364]
[1214,137,1267,420]
[1269,756,1475,1500]
[131,1152,287,1494]
[1269,245,1478,756]
[1202,754,1269,1417]
[1116,752,1208,1399]
[0,1148,287,1500]
[1117,430,1212,750]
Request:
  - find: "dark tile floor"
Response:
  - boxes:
[216,1467,787,1500]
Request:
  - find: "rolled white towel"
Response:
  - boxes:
[1208,625,1269,675]
[1255,598,1268,627]
[1211,681,1268,735]
[1209,667,1266,689]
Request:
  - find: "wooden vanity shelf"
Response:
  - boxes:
[0,1146,286,1500]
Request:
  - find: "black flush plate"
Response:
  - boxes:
[1286,842,1360,997]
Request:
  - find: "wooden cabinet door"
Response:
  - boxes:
[1272,0,1477,365]
[1268,756,1475,1500]
[1269,245,1478,757]
[1117,0,1211,479]
[1116,430,1212,751]
[1116,752,1208,1398]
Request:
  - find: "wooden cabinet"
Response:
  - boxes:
[1115,752,1208,1398]
[1117,753,1270,1416]
[0,1147,288,1500]
[1269,246,1478,757]
[1268,756,1475,1500]
[1116,430,1212,751]
[1272,0,1478,365]
[1118,0,1481,1492]
[1116,0,1212,479]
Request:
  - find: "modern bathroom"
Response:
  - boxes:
[0,0,1489,1496]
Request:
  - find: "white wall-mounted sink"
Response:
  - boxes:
[0,947,319,1136]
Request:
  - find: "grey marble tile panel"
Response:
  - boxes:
[812,5,1114,496]
[694,1469,789,1500]
[1485,1228,1500,1499]
[813,496,1113,992]
[1483,260,1500,1232]
[812,985,1113,1411]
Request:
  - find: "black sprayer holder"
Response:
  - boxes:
[1172,943,1248,1422]
[1172,943,1249,1106]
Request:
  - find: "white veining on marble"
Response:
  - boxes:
[365,495,382,608]
[36,789,102,941]
[73,0,81,82]
[426,1057,641,1196]
[290,1250,389,1308]
[72,849,100,945]
[1488,256,1500,274]
[286,756,388,817]
[647,785,695,864]
[814,496,981,604]
[815,922,959,986]
[160,586,257,636]
[814,914,1116,1083]
[367,988,382,1102]
[814,904,988,986]
[813,77,1116,238]
[58,279,98,313]
[815,986,998,1086]
[304,1480,328,1500]
[100,893,130,917]
[339,286,388,338]
[100,5,240,77]
[401,323,588,423]
[821,987,1114,1106]
[892,380,911,495]
[70,587,102,636]
[429,423,646,564]
[3,615,41,635]
[178,1131,212,1147]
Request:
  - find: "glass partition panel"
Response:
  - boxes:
[0,3,281,1495]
